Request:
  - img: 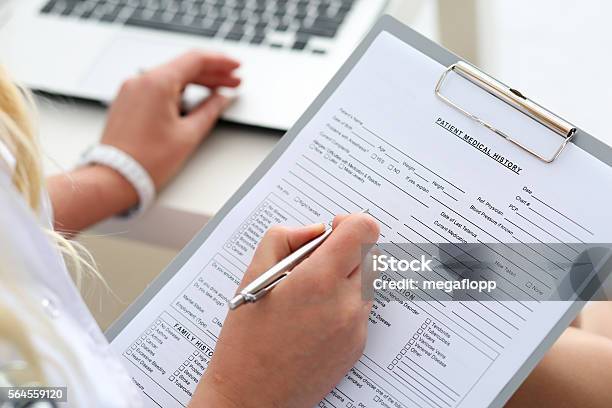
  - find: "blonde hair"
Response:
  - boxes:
[0,65,42,210]
[0,66,100,386]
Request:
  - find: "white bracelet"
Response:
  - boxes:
[77,144,156,217]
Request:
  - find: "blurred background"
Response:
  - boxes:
[1,0,610,330]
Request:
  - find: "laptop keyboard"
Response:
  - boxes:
[40,0,357,54]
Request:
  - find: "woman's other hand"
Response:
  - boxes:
[101,50,241,190]
[191,213,380,408]
[49,51,240,233]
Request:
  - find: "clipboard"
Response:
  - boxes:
[106,15,612,408]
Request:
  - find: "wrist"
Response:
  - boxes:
[192,371,269,408]
[190,383,243,408]
[77,144,156,217]
[77,164,139,211]
[47,164,140,234]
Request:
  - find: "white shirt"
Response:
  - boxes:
[0,142,142,407]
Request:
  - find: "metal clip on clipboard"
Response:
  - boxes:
[435,61,576,163]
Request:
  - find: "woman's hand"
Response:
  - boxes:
[190,213,380,408]
[48,51,240,234]
[100,51,240,190]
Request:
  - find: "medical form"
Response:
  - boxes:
[109,27,612,408]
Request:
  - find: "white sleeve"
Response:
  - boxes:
[0,152,142,407]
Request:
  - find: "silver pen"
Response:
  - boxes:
[228,226,332,310]
[229,208,368,310]
[228,210,368,310]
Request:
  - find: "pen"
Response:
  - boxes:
[228,210,368,310]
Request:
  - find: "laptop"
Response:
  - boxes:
[0,0,387,130]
